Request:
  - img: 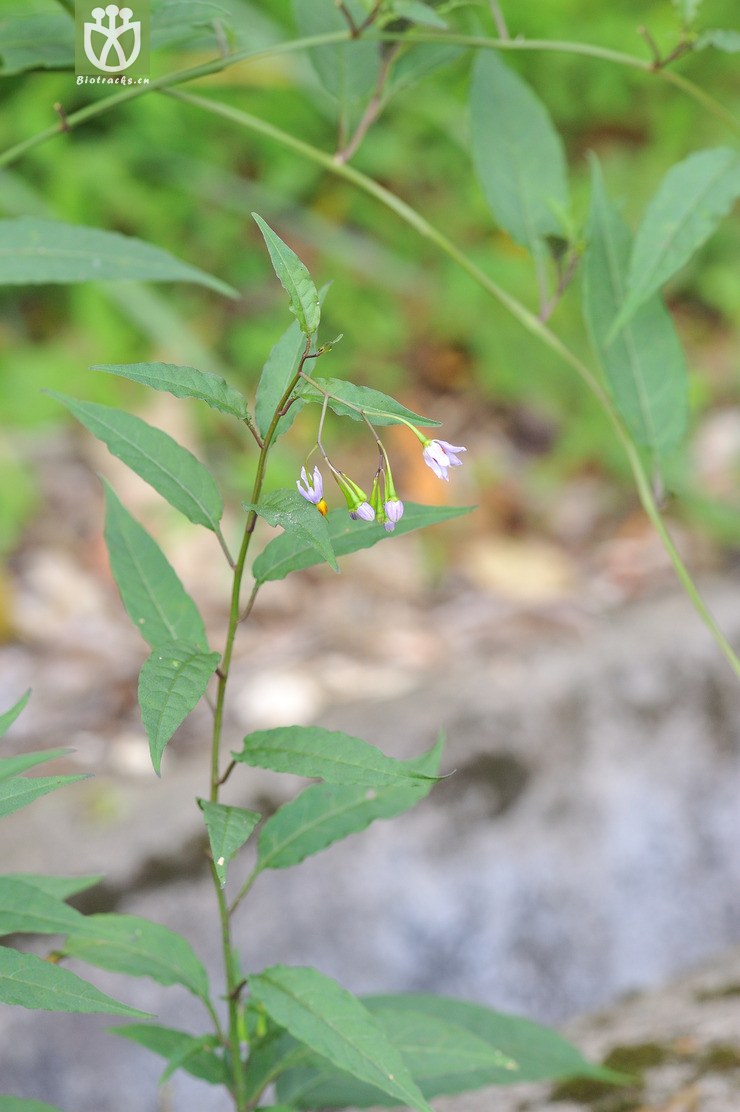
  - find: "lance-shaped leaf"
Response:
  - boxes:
[388,1,447,28]
[234,726,438,788]
[0,218,237,297]
[64,913,210,1000]
[52,394,223,532]
[256,736,443,872]
[299,378,440,428]
[7,874,102,901]
[0,1097,67,1112]
[103,480,208,649]
[249,965,436,1112]
[0,690,30,739]
[150,1,233,51]
[610,147,740,334]
[470,52,570,252]
[253,214,320,337]
[0,774,87,820]
[198,800,261,887]
[292,0,381,104]
[111,1023,229,1085]
[0,11,74,75]
[255,318,308,441]
[365,995,624,1086]
[244,490,338,573]
[276,1007,519,1107]
[0,748,72,782]
[253,503,473,585]
[93,362,251,421]
[0,946,148,1017]
[255,285,331,440]
[139,641,221,775]
[0,877,91,937]
[582,158,688,455]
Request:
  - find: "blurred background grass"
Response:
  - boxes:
[0,0,738,569]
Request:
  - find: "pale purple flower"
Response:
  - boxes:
[383,498,404,532]
[422,439,466,481]
[297,465,323,505]
[350,501,375,522]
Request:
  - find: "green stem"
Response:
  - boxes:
[168,88,740,680]
[0,31,349,170]
[207,337,314,1107]
[0,26,735,171]
[371,29,738,133]
[229,865,259,918]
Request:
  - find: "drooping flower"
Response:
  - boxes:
[421,438,466,482]
[332,470,375,522]
[297,466,328,516]
[350,501,375,522]
[383,497,404,532]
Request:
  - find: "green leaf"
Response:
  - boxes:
[470,52,570,252]
[0,775,87,820]
[253,214,321,337]
[0,749,71,782]
[292,0,381,103]
[93,362,250,421]
[0,690,30,740]
[103,480,208,649]
[244,490,338,573]
[138,642,221,775]
[582,157,688,455]
[0,1097,67,1112]
[159,1033,225,1085]
[51,394,223,533]
[299,378,440,428]
[387,43,462,98]
[0,877,89,937]
[255,319,307,440]
[151,1,231,50]
[695,28,740,51]
[198,800,261,887]
[243,1032,310,1104]
[64,913,210,1000]
[276,1007,519,1107]
[611,147,740,333]
[253,503,473,584]
[255,286,331,440]
[388,1,447,28]
[5,874,102,901]
[0,12,74,75]
[256,736,443,872]
[0,946,148,1017]
[0,218,237,297]
[367,995,623,1086]
[111,1023,229,1085]
[234,726,438,788]
[249,965,436,1112]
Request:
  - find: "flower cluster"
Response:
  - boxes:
[297,423,466,530]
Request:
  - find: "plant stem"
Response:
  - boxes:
[207,337,314,1106]
[1,26,735,172]
[166,88,740,680]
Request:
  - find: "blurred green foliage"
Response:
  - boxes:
[0,0,738,554]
